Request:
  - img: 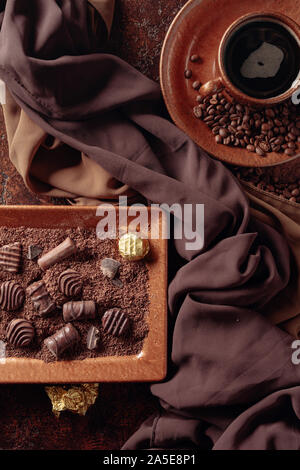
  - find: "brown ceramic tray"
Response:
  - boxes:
[0,206,167,383]
[160,0,300,167]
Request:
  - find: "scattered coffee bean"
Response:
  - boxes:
[87,326,100,351]
[192,80,201,90]
[27,245,42,261]
[190,85,299,158]
[190,54,200,62]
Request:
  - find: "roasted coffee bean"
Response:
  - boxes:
[191,87,299,159]
[192,80,201,90]
[255,146,265,157]
[184,69,192,79]
[258,141,271,153]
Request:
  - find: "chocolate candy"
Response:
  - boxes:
[102,308,130,337]
[63,301,96,322]
[0,281,25,311]
[44,323,80,358]
[6,319,35,347]
[87,326,100,350]
[118,233,150,261]
[38,237,77,270]
[0,242,22,273]
[58,269,82,297]
[27,245,42,260]
[100,258,121,280]
[26,280,56,316]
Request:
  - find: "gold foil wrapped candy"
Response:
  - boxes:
[118,233,150,261]
[45,383,99,417]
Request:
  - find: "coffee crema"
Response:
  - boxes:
[224,20,300,99]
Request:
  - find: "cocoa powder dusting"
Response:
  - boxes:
[0,227,149,362]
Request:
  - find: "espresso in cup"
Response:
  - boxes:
[224,19,300,99]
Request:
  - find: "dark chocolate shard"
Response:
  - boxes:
[87,326,100,351]
[0,281,25,311]
[111,278,123,288]
[27,245,43,260]
[102,308,130,337]
[44,323,80,358]
[100,258,121,280]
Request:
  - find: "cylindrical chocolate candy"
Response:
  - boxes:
[6,319,35,347]
[38,237,77,270]
[44,323,80,358]
[26,280,56,316]
[0,280,25,311]
[63,301,96,322]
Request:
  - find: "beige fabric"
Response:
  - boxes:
[89,0,115,33]
[243,182,300,337]
[2,90,134,203]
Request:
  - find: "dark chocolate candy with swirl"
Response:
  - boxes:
[58,269,82,297]
[0,242,22,273]
[0,280,25,311]
[44,323,80,358]
[102,308,130,337]
[26,280,56,316]
[6,319,35,347]
[63,301,96,322]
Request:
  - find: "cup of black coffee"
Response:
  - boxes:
[200,12,300,107]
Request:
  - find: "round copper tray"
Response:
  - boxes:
[160,0,300,167]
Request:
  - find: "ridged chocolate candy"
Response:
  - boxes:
[26,280,56,316]
[102,308,130,337]
[6,319,35,347]
[63,301,96,322]
[0,281,25,311]
[118,233,150,261]
[44,323,80,358]
[0,242,22,273]
[58,269,82,297]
